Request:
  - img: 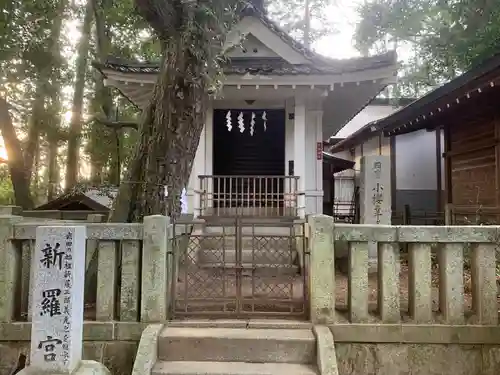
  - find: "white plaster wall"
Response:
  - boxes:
[395,130,438,190]
[228,34,280,58]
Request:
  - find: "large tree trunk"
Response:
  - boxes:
[109,0,241,222]
[25,0,67,181]
[0,97,35,209]
[109,39,207,222]
[65,0,93,190]
[108,129,121,185]
[24,84,44,178]
[89,0,114,186]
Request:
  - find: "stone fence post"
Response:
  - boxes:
[307,214,335,324]
[141,215,170,322]
[0,211,23,322]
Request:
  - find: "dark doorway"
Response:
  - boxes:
[213,109,285,176]
[213,109,286,211]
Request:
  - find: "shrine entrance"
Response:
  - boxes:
[213,109,286,178]
[210,109,288,216]
[172,217,308,319]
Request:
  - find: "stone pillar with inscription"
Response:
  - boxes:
[19,226,110,375]
[359,155,391,272]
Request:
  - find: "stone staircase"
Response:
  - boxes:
[151,322,320,375]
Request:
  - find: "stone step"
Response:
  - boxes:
[166,320,313,330]
[152,361,318,375]
[158,327,315,363]
[198,248,296,265]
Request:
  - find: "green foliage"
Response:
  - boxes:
[355,0,500,96]
[0,166,15,205]
[267,0,337,45]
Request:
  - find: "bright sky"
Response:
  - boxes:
[315,1,362,59]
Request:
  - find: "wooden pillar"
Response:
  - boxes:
[389,135,397,213]
[443,124,452,205]
[435,127,443,212]
[495,119,500,208]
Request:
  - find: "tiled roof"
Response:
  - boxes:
[92,1,396,78]
[94,52,396,77]
[240,2,317,60]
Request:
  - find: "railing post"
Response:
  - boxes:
[471,243,497,324]
[141,215,169,322]
[308,214,335,324]
[197,176,203,217]
[96,240,118,320]
[348,241,368,322]
[120,240,141,321]
[439,243,464,324]
[408,243,432,323]
[378,242,400,323]
[0,214,22,322]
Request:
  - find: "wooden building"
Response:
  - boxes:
[363,52,500,219]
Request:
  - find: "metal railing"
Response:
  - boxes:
[197,175,301,218]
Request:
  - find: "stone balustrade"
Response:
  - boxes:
[0,215,194,324]
[308,214,500,326]
[1,212,499,330]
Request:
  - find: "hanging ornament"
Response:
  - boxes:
[238,111,245,133]
[226,110,232,131]
[262,111,267,131]
[250,112,256,136]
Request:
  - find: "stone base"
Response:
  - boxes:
[18,360,110,375]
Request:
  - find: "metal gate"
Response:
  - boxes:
[171,218,308,319]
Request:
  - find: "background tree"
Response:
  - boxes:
[267,0,337,47]
[355,0,500,96]
[109,0,246,222]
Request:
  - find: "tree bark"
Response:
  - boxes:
[24,0,67,180]
[109,38,207,222]
[65,0,94,190]
[109,0,241,222]
[0,96,35,209]
[89,0,114,186]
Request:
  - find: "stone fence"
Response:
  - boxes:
[3,213,500,375]
[308,215,499,327]
[0,214,193,327]
[1,213,499,332]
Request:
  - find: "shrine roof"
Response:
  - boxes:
[93,52,396,77]
[35,186,117,211]
[92,2,396,78]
